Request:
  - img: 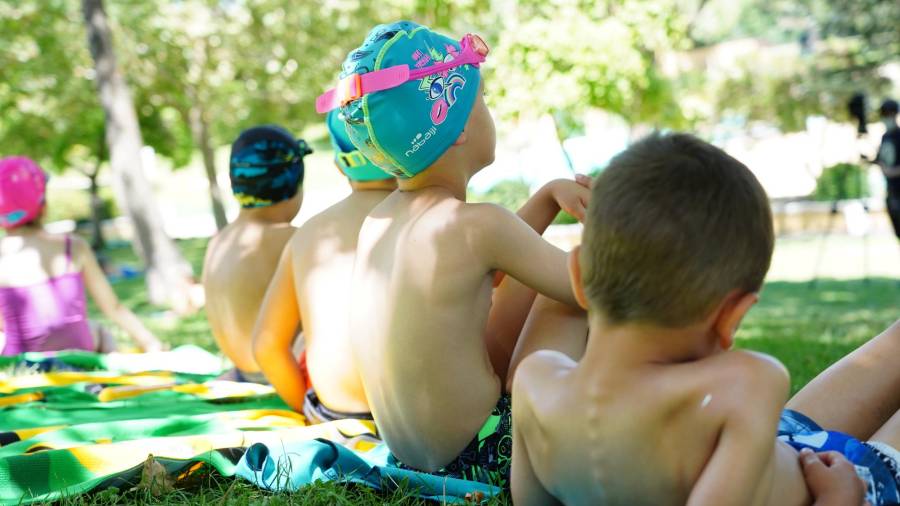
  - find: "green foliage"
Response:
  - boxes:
[3,0,897,175]
[553,212,579,225]
[0,2,198,172]
[469,179,579,224]
[469,179,531,212]
[488,0,690,130]
[696,0,899,132]
[0,1,104,171]
[812,163,869,201]
[44,187,119,224]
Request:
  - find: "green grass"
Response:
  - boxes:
[88,238,215,350]
[56,472,508,506]
[65,239,899,504]
[737,277,897,393]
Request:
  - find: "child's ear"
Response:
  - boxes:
[713,291,758,350]
[453,130,468,146]
[568,246,589,310]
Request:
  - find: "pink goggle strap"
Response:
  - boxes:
[315,35,486,114]
[316,65,410,114]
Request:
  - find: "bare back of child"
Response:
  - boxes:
[513,133,897,505]
[203,125,309,378]
[252,111,397,418]
[514,339,807,505]
[330,22,589,486]
[204,216,297,372]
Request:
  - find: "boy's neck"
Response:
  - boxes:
[397,158,472,201]
[885,119,898,131]
[349,179,397,193]
[582,314,719,370]
[237,203,294,225]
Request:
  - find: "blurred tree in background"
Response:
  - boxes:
[488,0,693,139]
[83,0,196,311]
[3,0,898,161]
[689,0,899,131]
[0,0,898,310]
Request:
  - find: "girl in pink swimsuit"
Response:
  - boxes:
[0,156,162,355]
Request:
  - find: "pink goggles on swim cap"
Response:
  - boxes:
[316,33,489,114]
[0,156,48,229]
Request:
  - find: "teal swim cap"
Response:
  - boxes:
[326,110,393,181]
[339,21,481,178]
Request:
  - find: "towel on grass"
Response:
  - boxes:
[0,351,499,504]
[235,438,501,504]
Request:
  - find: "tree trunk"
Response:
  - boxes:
[87,131,106,251]
[188,100,227,230]
[82,0,195,313]
[87,167,106,251]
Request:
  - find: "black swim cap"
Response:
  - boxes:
[229,125,313,208]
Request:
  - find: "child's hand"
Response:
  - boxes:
[139,335,166,353]
[549,175,592,222]
[799,448,869,506]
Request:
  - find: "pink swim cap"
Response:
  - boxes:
[0,156,47,229]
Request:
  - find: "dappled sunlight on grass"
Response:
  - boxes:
[88,239,217,352]
[736,278,897,393]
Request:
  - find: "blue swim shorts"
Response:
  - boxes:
[779,409,900,505]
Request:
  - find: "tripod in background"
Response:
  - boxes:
[809,166,871,288]
[809,94,872,288]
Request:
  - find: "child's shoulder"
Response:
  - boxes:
[688,350,790,414]
[515,349,577,383]
[512,350,577,414]
[708,350,788,384]
[457,201,525,235]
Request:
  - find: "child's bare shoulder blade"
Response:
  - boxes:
[710,351,791,413]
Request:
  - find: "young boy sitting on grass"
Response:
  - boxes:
[203,125,311,383]
[315,21,590,488]
[251,111,397,422]
[511,132,900,505]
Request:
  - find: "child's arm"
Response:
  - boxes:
[516,176,591,234]
[79,237,163,352]
[512,424,562,506]
[475,204,577,307]
[251,243,305,412]
[485,177,591,383]
[688,354,790,506]
[511,363,563,506]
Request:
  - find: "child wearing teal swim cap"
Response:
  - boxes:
[253,111,395,424]
[203,125,310,382]
[318,21,593,489]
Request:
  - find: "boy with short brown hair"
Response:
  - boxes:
[512,132,900,505]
